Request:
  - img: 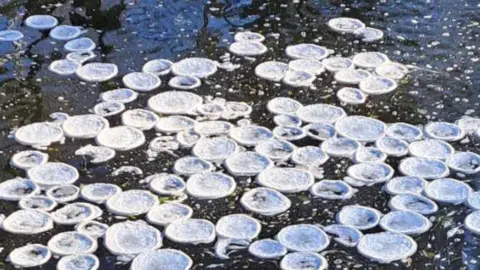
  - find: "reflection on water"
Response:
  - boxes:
[0,0,479,269]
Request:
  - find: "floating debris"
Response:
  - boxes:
[25,15,58,30]
[27,162,79,188]
[389,194,438,215]
[146,202,193,226]
[357,232,417,263]
[8,244,51,268]
[49,25,84,40]
[165,218,216,244]
[323,224,363,247]
[225,151,273,176]
[280,252,328,270]
[337,205,381,230]
[240,187,291,216]
[2,209,53,234]
[64,37,96,52]
[276,224,330,252]
[122,72,161,92]
[248,239,287,259]
[104,221,162,256]
[106,190,158,216]
[48,59,81,75]
[57,254,99,270]
[130,249,193,270]
[186,172,236,199]
[76,63,118,82]
[142,59,173,76]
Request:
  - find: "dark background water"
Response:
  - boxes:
[0,0,479,269]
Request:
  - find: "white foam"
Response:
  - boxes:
[289,59,325,75]
[46,185,80,203]
[81,183,121,204]
[347,162,394,183]
[327,17,365,33]
[409,139,454,160]
[148,91,203,115]
[66,51,96,64]
[276,224,330,252]
[352,52,389,69]
[225,151,273,176]
[353,146,387,163]
[142,59,173,76]
[324,224,363,247]
[121,109,159,130]
[375,62,409,80]
[52,202,102,225]
[255,61,289,81]
[193,137,238,162]
[399,157,450,179]
[273,126,306,141]
[234,31,265,42]
[2,209,53,234]
[321,137,360,158]
[303,123,336,141]
[354,27,384,42]
[375,136,409,157]
[322,57,354,72]
[297,104,346,124]
[310,180,354,200]
[335,116,386,142]
[337,205,381,230]
[384,176,427,195]
[156,116,196,133]
[357,232,417,263]
[148,173,186,195]
[257,167,314,193]
[75,220,109,238]
[229,41,267,56]
[282,70,316,87]
[173,156,214,176]
[8,244,51,268]
[334,69,371,84]
[424,122,465,141]
[100,88,138,103]
[273,114,302,127]
[27,162,79,188]
[229,125,273,146]
[424,178,472,204]
[57,254,99,270]
[280,252,328,270]
[248,239,287,259]
[168,75,201,90]
[216,214,261,240]
[18,195,57,212]
[11,150,48,170]
[254,139,296,161]
[379,210,432,235]
[130,249,193,270]
[337,87,367,105]
[388,194,438,215]
[386,122,423,142]
[267,97,303,115]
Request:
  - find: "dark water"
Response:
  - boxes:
[0,0,480,269]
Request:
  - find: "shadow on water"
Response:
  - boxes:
[0,0,479,269]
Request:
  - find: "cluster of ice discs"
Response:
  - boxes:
[2,14,480,270]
